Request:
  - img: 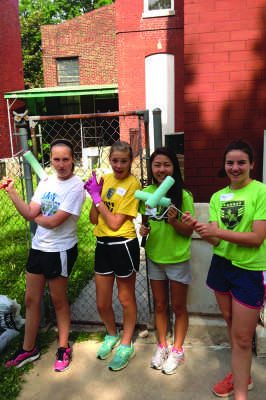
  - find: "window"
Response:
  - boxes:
[143,0,175,18]
[56,58,80,86]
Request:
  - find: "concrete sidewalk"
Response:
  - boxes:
[17,330,266,400]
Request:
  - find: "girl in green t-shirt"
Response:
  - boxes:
[139,147,195,375]
[182,140,266,400]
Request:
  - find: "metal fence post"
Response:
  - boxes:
[153,108,162,149]
[14,112,36,237]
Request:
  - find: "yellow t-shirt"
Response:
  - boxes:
[94,173,141,239]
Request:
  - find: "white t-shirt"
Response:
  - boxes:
[31,174,85,252]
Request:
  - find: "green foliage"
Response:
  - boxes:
[19,0,115,88]
[0,183,95,315]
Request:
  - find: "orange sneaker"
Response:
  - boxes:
[213,373,253,397]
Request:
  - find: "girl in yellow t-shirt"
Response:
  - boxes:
[84,141,140,372]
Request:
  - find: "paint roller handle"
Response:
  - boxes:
[140,221,150,248]
[0,179,12,190]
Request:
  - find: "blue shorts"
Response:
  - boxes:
[95,237,140,278]
[26,244,78,280]
[207,254,266,309]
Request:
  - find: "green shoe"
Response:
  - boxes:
[97,334,120,360]
[108,343,135,371]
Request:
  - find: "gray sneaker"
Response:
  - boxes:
[162,349,184,375]
[150,345,169,370]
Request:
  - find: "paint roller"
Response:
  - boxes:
[23,151,48,180]
[134,176,175,208]
[146,176,175,208]
[134,190,171,208]
[135,176,175,247]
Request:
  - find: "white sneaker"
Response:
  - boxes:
[150,345,169,370]
[161,348,184,375]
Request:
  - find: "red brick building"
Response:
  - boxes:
[41,4,117,88]
[184,0,266,201]
[0,0,24,159]
[3,1,266,201]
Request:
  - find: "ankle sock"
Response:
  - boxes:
[120,343,131,349]
[172,347,183,354]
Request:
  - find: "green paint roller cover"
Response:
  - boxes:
[146,175,175,208]
[134,190,171,208]
[23,151,48,180]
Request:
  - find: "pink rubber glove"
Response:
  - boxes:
[84,171,104,205]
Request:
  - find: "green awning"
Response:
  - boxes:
[4,84,118,99]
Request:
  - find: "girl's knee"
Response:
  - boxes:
[25,293,42,308]
[119,294,136,309]
[232,331,253,351]
[171,303,187,317]
[154,300,168,314]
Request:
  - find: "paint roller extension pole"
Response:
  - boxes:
[23,151,48,180]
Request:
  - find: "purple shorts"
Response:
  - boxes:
[206,254,266,309]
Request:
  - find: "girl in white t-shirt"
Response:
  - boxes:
[4,139,85,372]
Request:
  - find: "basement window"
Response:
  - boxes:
[57,57,80,86]
[142,0,175,18]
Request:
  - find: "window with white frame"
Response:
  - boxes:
[56,57,80,86]
[143,0,175,18]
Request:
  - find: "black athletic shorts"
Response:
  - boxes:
[95,236,140,278]
[26,243,78,279]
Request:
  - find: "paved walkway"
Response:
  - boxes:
[17,331,266,400]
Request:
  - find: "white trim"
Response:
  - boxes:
[145,54,175,153]
[142,0,175,19]
[6,99,14,157]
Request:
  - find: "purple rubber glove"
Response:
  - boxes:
[84,171,104,205]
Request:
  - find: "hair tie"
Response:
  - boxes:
[50,139,74,151]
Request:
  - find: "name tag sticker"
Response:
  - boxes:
[220,193,234,201]
[117,187,126,197]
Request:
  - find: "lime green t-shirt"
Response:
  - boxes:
[139,185,194,263]
[94,173,141,239]
[209,180,266,271]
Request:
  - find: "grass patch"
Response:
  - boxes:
[0,188,95,314]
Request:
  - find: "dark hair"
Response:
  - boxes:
[150,147,185,210]
[109,141,133,172]
[50,138,75,171]
[218,140,254,178]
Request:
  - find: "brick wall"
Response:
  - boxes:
[41,4,117,87]
[116,0,184,137]
[0,0,24,158]
[184,0,266,202]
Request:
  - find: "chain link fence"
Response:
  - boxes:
[1,110,153,327]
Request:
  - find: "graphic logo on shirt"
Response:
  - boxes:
[41,192,60,216]
[220,201,245,230]
[106,188,115,200]
[104,201,114,213]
